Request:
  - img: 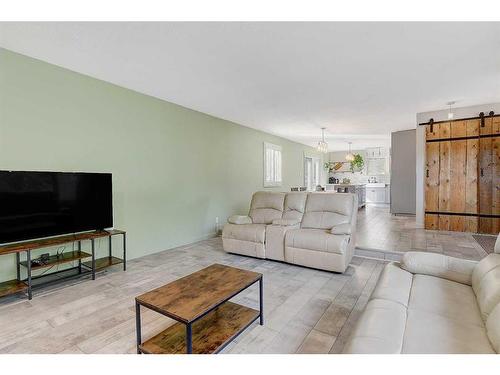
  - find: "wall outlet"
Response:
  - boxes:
[215,217,220,235]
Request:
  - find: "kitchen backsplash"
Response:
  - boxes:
[328,172,390,184]
[328,148,390,185]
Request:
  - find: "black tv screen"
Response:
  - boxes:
[0,171,113,244]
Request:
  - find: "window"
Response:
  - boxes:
[304,156,320,191]
[264,142,282,187]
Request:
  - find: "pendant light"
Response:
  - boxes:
[345,142,355,161]
[447,101,455,120]
[317,127,328,153]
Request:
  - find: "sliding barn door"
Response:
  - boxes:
[478,116,500,234]
[424,117,499,233]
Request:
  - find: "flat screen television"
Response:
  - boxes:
[0,171,113,244]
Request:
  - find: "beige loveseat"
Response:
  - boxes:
[344,234,500,354]
[222,191,357,273]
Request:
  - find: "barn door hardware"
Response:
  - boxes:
[480,112,485,127]
[429,118,434,133]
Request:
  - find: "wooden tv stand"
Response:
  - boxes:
[0,229,126,300]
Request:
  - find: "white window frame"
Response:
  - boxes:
[263,142,282,187]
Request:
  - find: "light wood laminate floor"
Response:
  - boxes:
[356,204,488,261]
[0,238,385,354]
[0,206,490,354]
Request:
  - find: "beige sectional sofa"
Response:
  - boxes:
[344,235,500,354]
[222,191,357,273]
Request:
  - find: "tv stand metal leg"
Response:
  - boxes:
[26,250,32,300]
[108,235,112,258]
[78,241,82,274]
[91,239,96,280]
[16,252,20,281]
[123,233,127,271]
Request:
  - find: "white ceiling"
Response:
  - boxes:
[1,22,500,151]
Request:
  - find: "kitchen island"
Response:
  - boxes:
[325,184,366,209]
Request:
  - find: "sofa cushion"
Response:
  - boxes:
[330,223,352,235]
[301,193,354,229]
[486,302,500,353]
[222,238,265,259]
[266,223,299,262]
[343,299,407,354]
[222,223,266,244]
[272,218,301,226]
[370,262,413,307]
[409,274,484,327]
[402,308,494,353]
[227,215,252,225]
[285,228,349,254]
[282,192,307,221]
[472,253,500,321]
[249,191,285,224]
[401,251,476,286]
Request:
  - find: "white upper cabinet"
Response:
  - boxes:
[365,147,387,158]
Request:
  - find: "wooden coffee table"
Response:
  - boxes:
[135,263,263,354]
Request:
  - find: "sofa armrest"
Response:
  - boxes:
[227,215,252,225]
[330,223,352,235]
[400,252,477,285]
[272,218,301,226]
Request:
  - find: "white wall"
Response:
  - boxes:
[415,102,500,227]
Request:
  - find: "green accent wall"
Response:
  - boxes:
[0,48,324,281]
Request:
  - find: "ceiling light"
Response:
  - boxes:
[447,101,455,120]
[345,142,355,161]
[317,128,328,153]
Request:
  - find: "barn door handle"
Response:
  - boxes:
[480,168,484,177]
[426,170,429,178]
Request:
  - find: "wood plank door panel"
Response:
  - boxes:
[425,142,440,212]
[426,124,439,140]
[466,119,480,137]
[480,217,493,234]
[450,216,465,232]
[450,140,466,213]
[466,139,479,214]
[480,117,493,136]
[439,215,451,231]
[439,122,451,139]
[451,120,467,138]
[465,216,479,233]
[425,214,439,230]
[479,137,493,216]
[493,136,500,218]
[439,141,451,213]
[493,117,500,135]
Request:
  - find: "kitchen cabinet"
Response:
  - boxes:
[366,147,387,158]
[366,184,387,203]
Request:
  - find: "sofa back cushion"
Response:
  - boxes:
[472,253,500,321]
[301,193,355,230]
[282,192,307,221]
[249,191,285,224]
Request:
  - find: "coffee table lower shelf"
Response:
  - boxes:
[139,302,259,354]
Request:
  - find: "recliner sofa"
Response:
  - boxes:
[344,234,500,354]
[222,191,357,273]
